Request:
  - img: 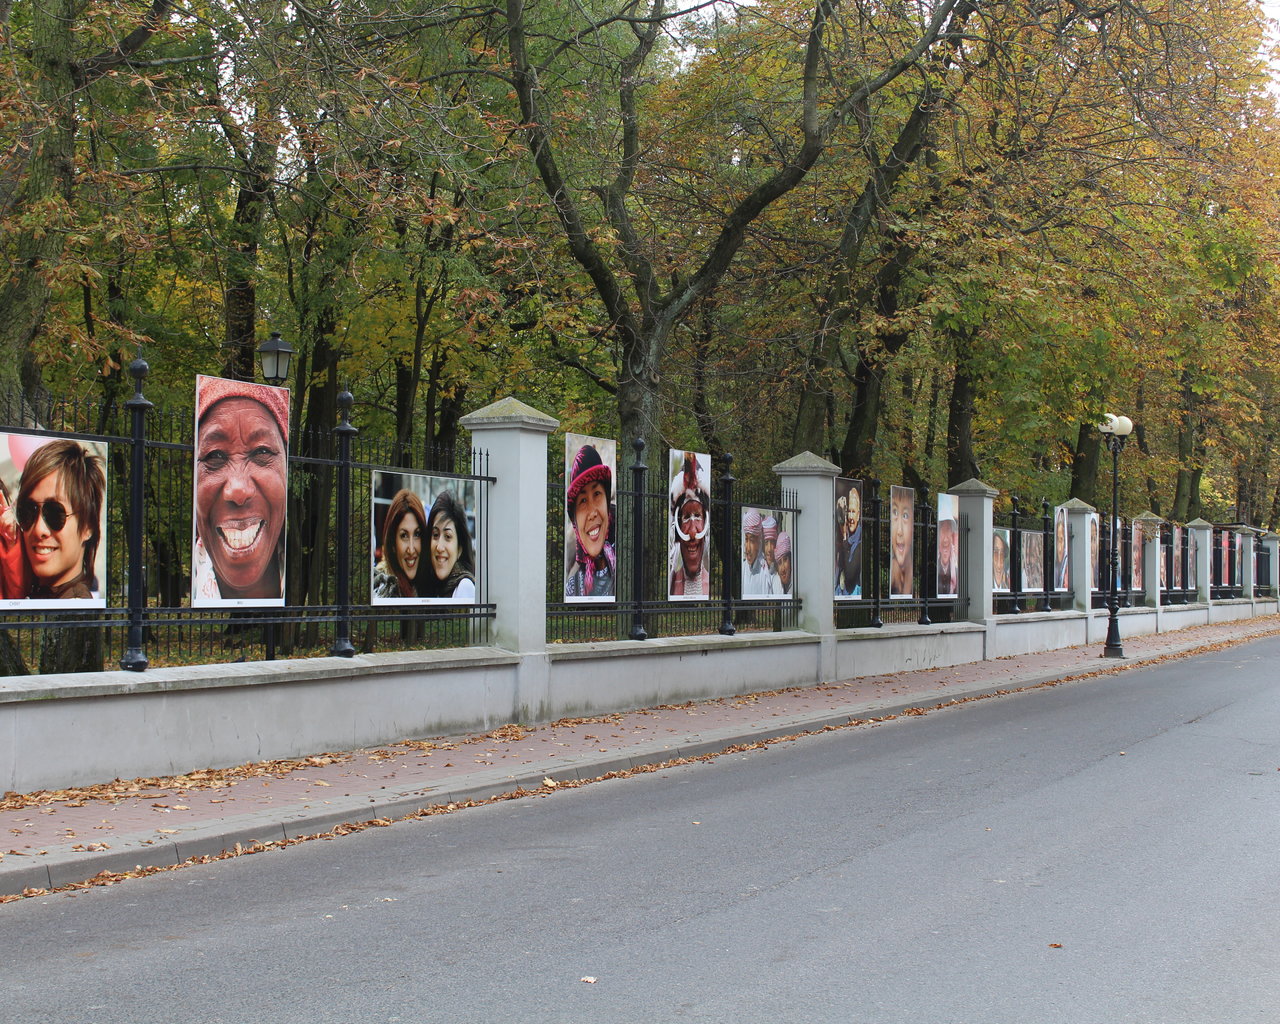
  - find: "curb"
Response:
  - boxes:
[2,626,1273,896]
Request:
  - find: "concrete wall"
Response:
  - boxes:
[7,598,1273,793]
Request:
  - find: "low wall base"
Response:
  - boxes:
[2,599,1274,793]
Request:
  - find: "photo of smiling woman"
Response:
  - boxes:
[371,485,427,601]
[564,434,617,602]
[192,375,289,607]
[889,484,914,599]
[0,432,108,608]
[371,472,477,604]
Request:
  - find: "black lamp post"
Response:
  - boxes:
[257,331,294,386]
[1100,412,1134,658]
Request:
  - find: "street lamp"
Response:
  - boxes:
[257,331,294,386]
[1100,412,1134,658]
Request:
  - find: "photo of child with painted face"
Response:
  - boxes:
[564,435,617,601]
[1131,521,1144,591]
[889,485,914,599]
[992,528,1011,593]
[192,375,289,607]
[668,450,711,600]
[1172,525,1183,589]
[371,471,478,604]
[937,493,958,599]
[0,433,108,607]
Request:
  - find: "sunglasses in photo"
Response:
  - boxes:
[16,497,78,533]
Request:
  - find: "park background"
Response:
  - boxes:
[4,0,1280,598]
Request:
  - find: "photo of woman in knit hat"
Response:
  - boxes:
[192,374,289,607]
[564,434,616,602]
[371,470,479,605]
[0,431,108,609]
[668,449,711,600]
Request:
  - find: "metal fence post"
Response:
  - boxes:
[330,390,357,657]
[629,438,648,641]
[1039,498,1052,611]
[868,478,883,628]
[121,358,152,671]
[719,453,736,635]
[917,483,932,625]
[1010,495,1023,614]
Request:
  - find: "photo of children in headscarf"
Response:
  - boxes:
[371,470,478,604]
[992,528,1011,593]
[1172,525,1183,589]
[1188,528,1198,591]
[1021,529,1044,592]
[936,493,958,599]
[1053,505,1069,592]
[834,477,862,599]
[0,432,108,609]
[668,449,711,600]
[741,508,773,598]
[889,484,914,600]
[564,434,616,602]
[1131,521,1144,591]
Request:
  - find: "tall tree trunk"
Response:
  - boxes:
[946,336,980,486]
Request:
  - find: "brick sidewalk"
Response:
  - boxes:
[3,615,1277,897]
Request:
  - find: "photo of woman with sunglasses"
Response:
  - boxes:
[0,433,108,607]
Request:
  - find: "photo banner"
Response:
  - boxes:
[668,450,711,600]
[1053,505,1069,592]
[564,434,617,603]
[889,484,914,599]
[372,470,478,604]
[936,493,958,599]
[192,374,289,608]
[740,506,795,599]
[0,431,108,609]
[992,527,1011,593]
[834,478,863,600]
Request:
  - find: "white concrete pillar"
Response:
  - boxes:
[458,397,559,708]
[1060,498,1095,614]
[1187,518,1213,604]
[950,478,999,623]
[1135,512,1164,608]
[773,453,839,672]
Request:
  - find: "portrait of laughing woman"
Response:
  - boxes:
[192,375,289,605]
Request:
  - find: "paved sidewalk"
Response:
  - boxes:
[3,616,1278,898]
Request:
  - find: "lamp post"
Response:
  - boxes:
[257,331,294,386]
[1100,412,1134,658]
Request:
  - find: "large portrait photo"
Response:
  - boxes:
[192,375,289,608]
[834,477,863,599]
[668,449,711,600]
[889,484,914,600]
[936,493,958,599]
[741,507,795,599]
[564,434,617,602]
[372,471,478,604]
[1053,505,1069,592]
[0,432,108,609]
[992,527,1011,593]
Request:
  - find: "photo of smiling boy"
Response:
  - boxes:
[564,434,617,602]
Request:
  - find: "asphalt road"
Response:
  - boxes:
[5,636,1280,1023]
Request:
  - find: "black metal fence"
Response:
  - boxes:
[834,481,966,629]
[547,441,800,642]
[0,363,493,673]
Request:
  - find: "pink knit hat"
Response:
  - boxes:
[196,375,289,445]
